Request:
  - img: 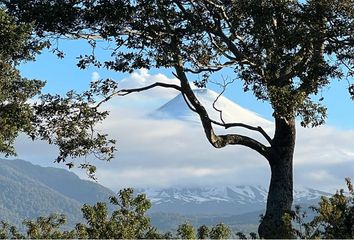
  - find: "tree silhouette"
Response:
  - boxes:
[3,0,354,237]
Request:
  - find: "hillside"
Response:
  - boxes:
[0,158,332,233]
[0,159,114,229]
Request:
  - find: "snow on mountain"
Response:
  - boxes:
[137,185,332,215]
[150,88,272,127]
[141,185,330,205]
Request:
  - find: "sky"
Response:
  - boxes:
[10,39,354,193]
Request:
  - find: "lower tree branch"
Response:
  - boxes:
[95,82,182,108]
[210,120,273,146]
[117,82,182,96]
[173,61,271,160]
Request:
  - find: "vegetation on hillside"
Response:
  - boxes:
[1,179,353,239]
[291,177,354,239]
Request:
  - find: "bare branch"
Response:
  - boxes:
[210,75,236,124]
[210,119,273,146]
[208,76,272,146]
[95,82,182,109]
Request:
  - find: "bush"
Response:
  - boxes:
[293,178,354,239]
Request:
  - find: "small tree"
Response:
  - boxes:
[209,223,231,239]
[79,188,158,239]
[310,178,354,238]
[197,224,210,239]
[177,223,196,240]
[293,178,354,239]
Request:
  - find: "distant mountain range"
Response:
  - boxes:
[0,158,332,233]
[138,185,331,232]
[138,185,331,216]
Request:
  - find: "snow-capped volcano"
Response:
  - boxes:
[151,88,272,127]
[138,185,332,216]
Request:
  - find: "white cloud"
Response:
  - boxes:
[117,68,181,101]
[8,69,354,193]
[295,126,354,166]
[91,71,100,82]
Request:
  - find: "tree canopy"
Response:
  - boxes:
[0,5,116,176]
[0,8,44,155]
[4,0,353,123]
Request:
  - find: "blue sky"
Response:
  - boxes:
[20,39,354,129]
[13,39,354,192]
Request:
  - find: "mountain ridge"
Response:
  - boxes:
[0,158,114,230]
[138,185,332,216]
[151,88,272,126]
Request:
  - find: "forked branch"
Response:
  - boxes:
[173,62,271,160]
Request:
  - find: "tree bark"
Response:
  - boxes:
[258,116,296,239]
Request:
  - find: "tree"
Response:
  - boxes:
[22,213,75,239]
[78,188,159,239]
[0,4,116,177]
[197,224,210,239]
[209,223,231,239]
[0,7,45,156]
[176,223,196,239]
[293,178,354,239]
[3,0,354,238]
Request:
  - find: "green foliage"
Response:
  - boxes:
[236,231,247,239]
[292,178,354,239]
[32,86,117,178]
[209,223,232,239]
[0,221,24,239]
[311,178,354,238]
[2,1,354,237]
[0,7,46,156]
[177,223,196,239]
[0,5,116,174]
[77,188,160,239]
[197,224,209,239]
[177,222,231,239]
[4,0,354,126]
[0,188,162,239]
[3,186,235,239]
[0,214,79,239]
[23,213,70,239]
[236,231,259,239]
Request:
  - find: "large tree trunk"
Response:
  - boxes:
[258,117,296,239]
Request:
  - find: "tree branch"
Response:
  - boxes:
[95,82,182,109]
[209,77,273,146]
[210,119,273,146]
[173,62,271,160]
